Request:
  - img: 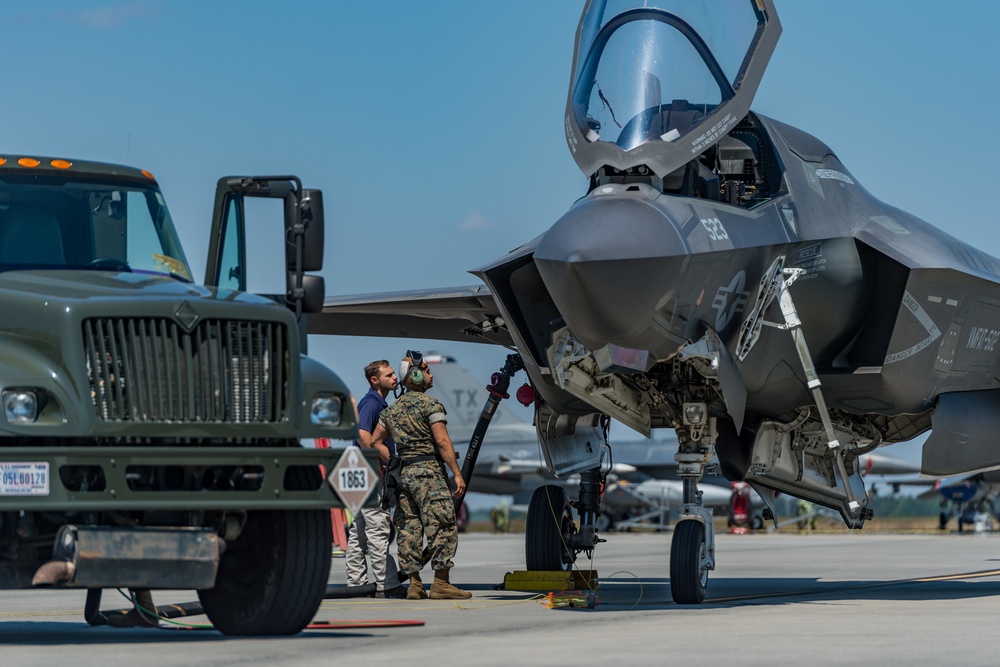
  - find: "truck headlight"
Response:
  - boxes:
[310,394,342,426]
[3,390,38,424]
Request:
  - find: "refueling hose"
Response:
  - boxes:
[454,353,525,514]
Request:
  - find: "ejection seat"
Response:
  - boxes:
[648,99,705,140]
[618,99,706,149]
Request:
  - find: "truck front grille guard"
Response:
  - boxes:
[83,318,289,423]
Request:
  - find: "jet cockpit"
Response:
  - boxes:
[565,0,782,207]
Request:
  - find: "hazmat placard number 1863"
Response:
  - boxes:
[338,468,370,491]
[0,462,50,496]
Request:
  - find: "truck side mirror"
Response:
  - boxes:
[208,175,326,320]
[285,189,324,273]
[287,273,325,314]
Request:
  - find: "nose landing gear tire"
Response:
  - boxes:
[670,519,708,604]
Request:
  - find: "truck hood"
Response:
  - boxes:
[0,269,279,309]
[0,268,308,438]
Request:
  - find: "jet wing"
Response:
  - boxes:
[912,469,1000,502]
[859,452,921,477]
[308,284,513,347]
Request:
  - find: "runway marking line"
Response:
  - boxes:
[0,609,79,618]
[912,568,1000,583]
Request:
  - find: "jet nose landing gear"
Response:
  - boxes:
[670,414,718,604]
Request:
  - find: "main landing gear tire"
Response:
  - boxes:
[198,467,332,635]
[670,519,708,604]
[525,484,575,571]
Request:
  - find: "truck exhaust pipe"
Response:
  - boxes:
[32,560,76,586]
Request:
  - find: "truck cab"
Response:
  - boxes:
[0,155,360,635]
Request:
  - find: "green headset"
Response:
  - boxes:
[400,349,425,386]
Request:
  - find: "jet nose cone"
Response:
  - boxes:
[534,195,689,350]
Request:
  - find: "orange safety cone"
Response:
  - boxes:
[331,508,349,555]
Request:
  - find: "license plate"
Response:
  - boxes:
[0,462,50,496]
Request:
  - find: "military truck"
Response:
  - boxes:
[0,155,361,635]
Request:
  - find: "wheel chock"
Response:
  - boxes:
[502,570,598,591]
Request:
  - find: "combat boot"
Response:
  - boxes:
[429,568,472,600]
[406,573,427,600]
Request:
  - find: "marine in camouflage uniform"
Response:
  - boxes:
[372,356,471,600]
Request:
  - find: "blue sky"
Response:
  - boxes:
[4,1,998,470]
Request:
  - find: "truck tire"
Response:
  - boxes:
[199,466,332,635]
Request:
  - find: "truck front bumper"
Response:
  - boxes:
[0,445,373,511]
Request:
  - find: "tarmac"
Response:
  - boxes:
[2,529,999,666]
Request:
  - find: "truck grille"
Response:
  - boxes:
[83,318,289,423]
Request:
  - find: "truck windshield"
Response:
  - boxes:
[0,175,193,282]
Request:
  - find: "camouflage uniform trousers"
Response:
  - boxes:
[394,460,458,574]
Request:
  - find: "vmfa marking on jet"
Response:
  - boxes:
[313,0,1000,604]
[967,327,1000,353]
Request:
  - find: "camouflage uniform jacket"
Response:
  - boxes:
[378,390,448,459]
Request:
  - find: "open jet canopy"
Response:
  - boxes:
[565,0,781,178]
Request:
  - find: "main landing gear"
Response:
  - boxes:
[524,468,604,572]
[522,442,715,605]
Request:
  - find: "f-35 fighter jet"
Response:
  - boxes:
[312,0,1000,603]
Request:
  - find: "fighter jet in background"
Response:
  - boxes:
[313,0,1000,603]
[910,472,1000,532]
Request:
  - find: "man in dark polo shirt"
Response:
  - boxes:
[345,359,404,597]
